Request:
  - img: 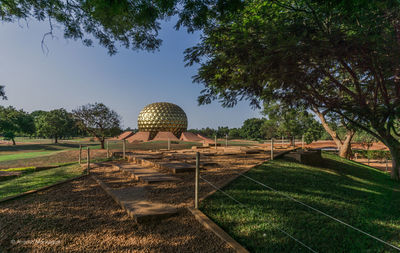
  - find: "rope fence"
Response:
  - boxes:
[193,151,400,252]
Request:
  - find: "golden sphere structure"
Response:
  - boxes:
[137,102,188,138]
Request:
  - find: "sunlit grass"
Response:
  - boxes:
[201,153,400,252]
[0,164,85,200]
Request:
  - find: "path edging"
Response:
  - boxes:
[188,207,249,253]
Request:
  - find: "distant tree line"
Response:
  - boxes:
[189,103,380,149]
[0,103,122,148]
[189,105,325,143]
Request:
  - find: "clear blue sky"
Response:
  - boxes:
[0,18,262,129]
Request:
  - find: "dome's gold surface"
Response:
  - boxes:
[138,102,188,138]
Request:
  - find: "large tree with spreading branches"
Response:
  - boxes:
[0,0,241,54]
[73,103,121,149]
[184,0,400,180]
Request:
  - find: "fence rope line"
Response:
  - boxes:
[199,175,319,253]
[233,171,400,252]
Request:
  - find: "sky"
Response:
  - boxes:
[0,18,262,129]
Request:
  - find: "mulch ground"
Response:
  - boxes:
[0,176,233,252]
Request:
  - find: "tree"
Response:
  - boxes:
[0,106,34,145]
[0,85,6,100]
[313,109,355,158]
[228,128,242,139]
[185,1,400,180]
[35,109,76,143]
[73,103,121,149]
[262,102,324,145]
[260,120,278,140]
[0,0,243,55]
[216,126,229,138]
[241,118,266,140]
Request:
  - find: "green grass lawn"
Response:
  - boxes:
[200,153,400,252]
[0,150,63,162]
[0,164,85,200]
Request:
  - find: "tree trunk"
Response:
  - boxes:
[54,136,58,143]
[338,130,354,158]
[11,138,16,145]
[383,137,400,180]
[289,136,294,146]
[390,149,400,181]
[314,108,354,159]
[100,140,105,149]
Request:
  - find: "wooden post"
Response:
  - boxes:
[87,147,90,175]
[79,145,82,164]
[123,140,126,159]
[106,140,109,158]
[293,136,295,147]
[168,137,171,150]
[302,134,304,150]
[215,135,217,149]
[271,138,274,160]
[195,152,200,209]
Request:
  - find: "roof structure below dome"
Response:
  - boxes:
[117,131,134,140]
[197,134,215,144]
[126,131,151,143]
[152,131,179,141]
[180,132,203,142]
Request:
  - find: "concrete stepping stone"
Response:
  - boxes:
[117,164,179,184]
[92,175,177,223]
[157,162,196,173]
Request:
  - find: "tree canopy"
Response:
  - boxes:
[35,109,76,143]
[0,106,34,145]
[0,85,6,100]
[73,102,121,149]
[262,102,323,144]
[0,0,243,55]
[184,0,400,179]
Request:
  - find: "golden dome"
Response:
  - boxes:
[137,102,188,138]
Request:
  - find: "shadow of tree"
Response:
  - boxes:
[200,154,400,252]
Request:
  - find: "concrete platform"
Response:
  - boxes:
[92,175,177,223]
[157,162,196,173]
[116,164,179,184]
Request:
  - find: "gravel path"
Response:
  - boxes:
[146,152,272,207]
[0,176,233,252]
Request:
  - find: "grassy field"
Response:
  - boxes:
[200,153,400,252]
[0,142,104,169]
[0,150,64,162]
[0,164,85,200]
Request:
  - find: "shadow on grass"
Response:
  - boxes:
[200,153,400,252]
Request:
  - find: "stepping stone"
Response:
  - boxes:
[92,176,177,223]
[157,162,195,173]
[117,164,179,184]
